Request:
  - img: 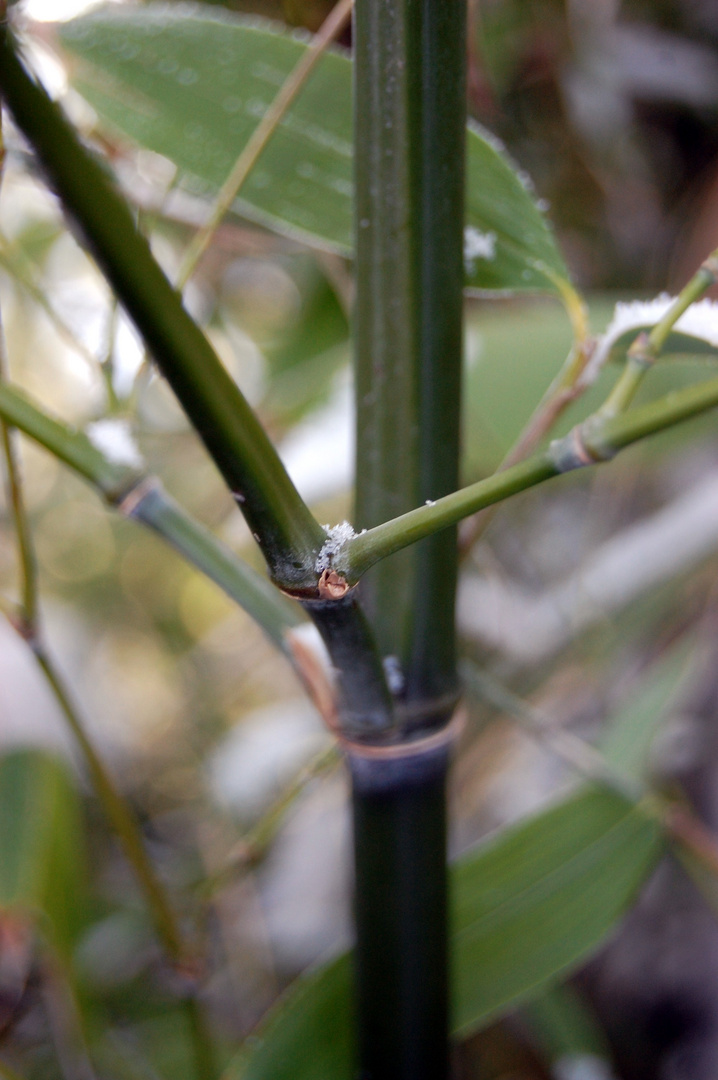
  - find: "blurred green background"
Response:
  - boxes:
[2,2,718,1078]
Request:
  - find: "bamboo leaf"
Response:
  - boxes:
[599,639,695,783]
[58,6,569,296]
[225,787,662,1079]
[0,749,89,957]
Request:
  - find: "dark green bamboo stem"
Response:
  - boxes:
[0,25,324,591]
[302,595,396,741]
[354,0,466,722]
[350,741,451,1080]
[351,0,466,1076]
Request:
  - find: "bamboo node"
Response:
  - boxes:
[343,707,465,762]
[627,330,654,367]
[701,253,718,280]
[318,568,349,599]
[116,475,161,516]
[548,426,596,473]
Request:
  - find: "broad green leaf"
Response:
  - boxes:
[523,983,609,1063]
[227,954,352,1080]
[599,638,695,783]
[59,5,569,296]
[225,787,662,1079]
[258,256,350,425]
[0,749,89,956]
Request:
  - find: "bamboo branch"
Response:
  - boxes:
[0,168,207,1073]
[31,647,185,963]
[0,366,216,1078]
[0,24,325,591]
[460,661,640,799]
[460,259,718,557]
[339,372,718,583]
[598,250,718,419]
[0,381,302,651]
[0,232,99,374]
[199,743,339,898]
[459,286,591,555]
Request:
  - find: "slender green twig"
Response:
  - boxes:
[0,25,325,590]
[0,438,218,1079]
[32,649,186,960]
[176,0,354,287]
[0,380,302,651]
[599,250,718,419]
[200,743,339,899]
[0,342,36,624]
[459,258,718,558]
[460,661,640,799]
[38,947,98,1080]
[0,118,214,1075]
[339,371,718,582]
[0,123,37,626]
[459,285,591,555]
[0,232,98,374]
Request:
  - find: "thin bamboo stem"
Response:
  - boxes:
[0,381,301,651]
[0,26,324,590]
[0,142,212,1067]
[124,480,303,652]
[459,259,718,557]
[599,250,718,419]
[199,744,339,897]
[0,233,99,374]
[183,997,217,1080]
[340,371,718,582]
[0,382,137,496]
[32,647,186,961]
[0,353,36,624]
[460,661,640,799]
[0,117,37,626]
[176,0,354,287]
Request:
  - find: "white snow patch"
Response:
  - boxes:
[315,521,361,573]
[279,375,353,503]
[86,418,144,469]
[26,0,119,21]
[382,655,405,695]
[464,227,497,275]
[208,700,329,820]
[584,294,718,386]
[554,1054,616,1080]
